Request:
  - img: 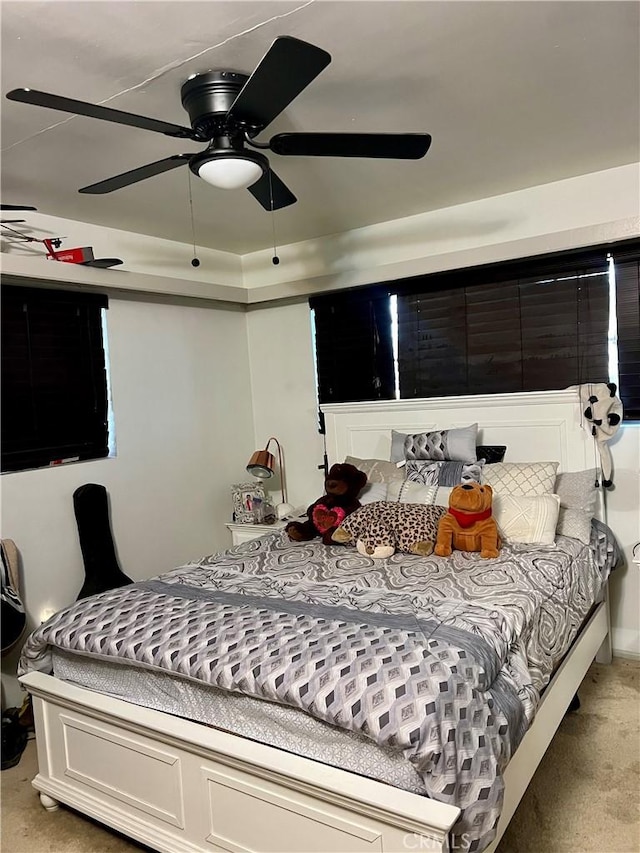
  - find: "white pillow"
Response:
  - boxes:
[432,486,454,508]
[494,493,561,545]
[345,456,404,484]
[386,480,438,505]
[386,481,453,507]
[482,461,559,496]
[358,481,389,505]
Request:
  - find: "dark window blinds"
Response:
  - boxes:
[396,262,610,399]
[614,257,640,420]
[1,285,110,472]
[310,240,640,418]
[310,287,395,403]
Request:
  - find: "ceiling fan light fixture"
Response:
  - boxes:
[191,149,267,190]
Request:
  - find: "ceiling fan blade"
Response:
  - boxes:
[6,88,196,139]
[270,132,432,159]
[248,168,297,211]
[0,204,37,211]
[228,36,331,131]
[79,154,192,194]
[0,219,26,224]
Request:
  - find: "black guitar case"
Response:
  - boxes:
[73,484,133,600]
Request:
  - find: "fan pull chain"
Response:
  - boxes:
[187,170,200,268]
[268,171,280,265]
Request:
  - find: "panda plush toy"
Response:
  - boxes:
[578,382,623,488]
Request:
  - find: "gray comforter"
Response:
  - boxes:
[20,521,618,853]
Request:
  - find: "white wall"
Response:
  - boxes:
[246,301,326,511]
[606,426,640,657]
[1,292,255,705]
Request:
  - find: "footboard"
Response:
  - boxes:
[20,671,460,853]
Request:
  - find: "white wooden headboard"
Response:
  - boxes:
[321,388,598,473]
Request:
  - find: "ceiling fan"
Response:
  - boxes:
[6,36,432,211]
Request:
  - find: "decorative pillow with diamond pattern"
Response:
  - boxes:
[482,461,559,496]
[390,424,478,463]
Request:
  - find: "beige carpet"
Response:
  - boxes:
[1,659,639,853]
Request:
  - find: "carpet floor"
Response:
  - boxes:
[1,658,638,853]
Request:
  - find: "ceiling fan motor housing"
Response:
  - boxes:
[180,71,249,140]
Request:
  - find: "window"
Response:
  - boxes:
[310,286,395,404]
[396,260,610,399]
[1,284,110,472]
[612,254,640,420]
[311,239,639,420]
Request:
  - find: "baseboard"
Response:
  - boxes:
[611,627,640,661]
[612,649,640,662]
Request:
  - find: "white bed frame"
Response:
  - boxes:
[20,388,611,853]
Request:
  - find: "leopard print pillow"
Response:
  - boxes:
[334,501,446,557]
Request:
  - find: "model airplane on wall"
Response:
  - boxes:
[0,218,123,268]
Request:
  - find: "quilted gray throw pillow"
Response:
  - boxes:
[405,431,447,460]
[396,423,478,462]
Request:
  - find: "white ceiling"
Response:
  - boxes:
[1,1,638,255]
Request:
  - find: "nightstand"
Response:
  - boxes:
[226,519,288,546]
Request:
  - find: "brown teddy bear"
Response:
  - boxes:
[434,482,501,559]
[285,463,367,546]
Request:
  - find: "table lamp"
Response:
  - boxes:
[246,437,294,520]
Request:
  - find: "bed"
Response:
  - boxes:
[19,388,617,853]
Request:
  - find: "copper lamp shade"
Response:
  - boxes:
[246,449,275,479]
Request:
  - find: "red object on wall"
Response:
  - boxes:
[48,246,95,264]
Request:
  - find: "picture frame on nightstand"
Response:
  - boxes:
[231,482,266,524]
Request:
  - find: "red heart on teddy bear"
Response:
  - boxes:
[312,504,346,533]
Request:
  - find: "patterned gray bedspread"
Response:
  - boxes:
[20,521,618,853]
